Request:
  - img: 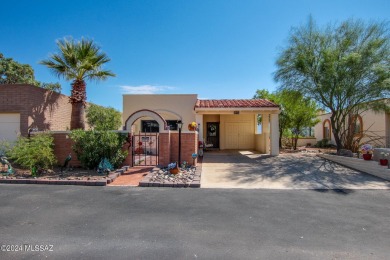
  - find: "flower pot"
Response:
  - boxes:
[188,125,196,131]
[169,167,180,175]
[362,154,372,160]
[379,159,388,166]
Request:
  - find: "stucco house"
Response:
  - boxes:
[314,105,390,148]
[122,94,280,166]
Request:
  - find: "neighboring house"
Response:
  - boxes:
[0,84,89,142]
[314,106,390,148]
[122,94,281,166]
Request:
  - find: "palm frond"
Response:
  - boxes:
[40,37,115,83]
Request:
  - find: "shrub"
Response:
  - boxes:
[315,138,330,148]
[7,133,57,172]
[70,130,128,169]
[86,104,122,130]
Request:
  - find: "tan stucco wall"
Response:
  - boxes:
[123,94,197,132]
[360,110,387,146]
[255,134,264,152]
[314,110,388,147]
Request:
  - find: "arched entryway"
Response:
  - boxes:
[124,109,168,132]
[124,110,168,166]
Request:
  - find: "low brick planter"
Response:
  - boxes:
[0,166,130,186]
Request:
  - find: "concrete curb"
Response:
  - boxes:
[318,154,390,181]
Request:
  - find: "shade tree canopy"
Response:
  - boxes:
[0,53,61,92]
[274,17,390,150]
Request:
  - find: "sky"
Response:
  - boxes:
[1,0,389,112]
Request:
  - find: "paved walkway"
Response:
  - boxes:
[109,167,152,186]
[201,150,390,189]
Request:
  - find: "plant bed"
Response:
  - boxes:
[0,164,129,186]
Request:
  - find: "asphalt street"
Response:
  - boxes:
[1,185,389,259]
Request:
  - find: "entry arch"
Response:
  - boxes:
[124,109,168,133]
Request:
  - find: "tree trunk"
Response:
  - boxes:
[293,136,298,150]
[70,102,85,130]
[70,79,86,130]
[330,113,343,151]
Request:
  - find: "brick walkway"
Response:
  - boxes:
[108,167,153,186]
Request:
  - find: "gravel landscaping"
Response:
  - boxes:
[139,166,201,187]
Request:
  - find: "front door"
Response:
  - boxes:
[206,122,219,148]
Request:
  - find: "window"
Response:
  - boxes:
[166,120,178,131]
[141,120,159,133]
[351,115,363,135]
[323,119,331,140]
[141,120,179,132]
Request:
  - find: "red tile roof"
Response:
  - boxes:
[195,99,279,108]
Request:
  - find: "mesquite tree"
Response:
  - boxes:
[254,89,319,149]
[274,17,390,151]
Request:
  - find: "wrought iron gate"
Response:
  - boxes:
[132,132,159,166]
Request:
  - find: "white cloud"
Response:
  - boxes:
[120,85,175,94]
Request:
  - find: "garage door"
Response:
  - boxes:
[225,122,253,149]
[0,113,20,142]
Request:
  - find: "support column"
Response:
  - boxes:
[262,114,270,154]
[270,113,280,156]
[195,114,203,143]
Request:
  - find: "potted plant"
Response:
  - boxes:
[379,152,389,166]
[360,144,373,160]
[168,162,179,175]
[188,122,197,131]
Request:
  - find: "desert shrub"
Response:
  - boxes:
[0,139,12,155]
[70,130,128,169]
[86,104,122,130]
[315,138,330,148]
[7,133,57,171]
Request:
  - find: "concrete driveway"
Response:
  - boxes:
[201,151,390,189]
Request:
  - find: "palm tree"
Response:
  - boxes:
[40,38,115,129]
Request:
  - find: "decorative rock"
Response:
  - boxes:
[139,166,199,188]
[338,149,353,157]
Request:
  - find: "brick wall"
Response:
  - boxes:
[51,132,82,167]
[158,133,171,166]
[50,131,198,169]
[51,132,133,168]
[169,132,198,166]
[0,84,89,136]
